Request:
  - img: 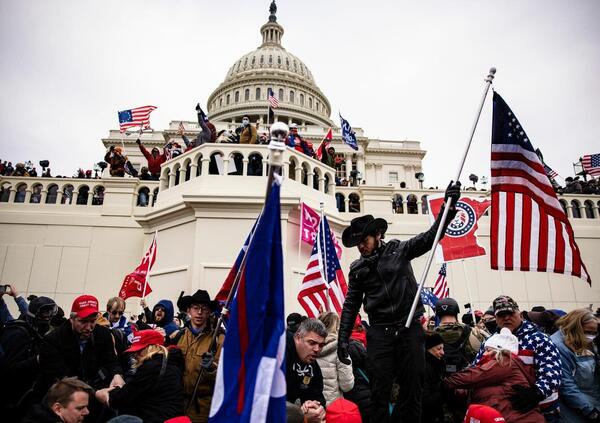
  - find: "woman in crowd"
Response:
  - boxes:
[550,309,600,422]
[444,328,544,423]
[422,332,445,423]
[317,312,354,405]
[95,329,185,422]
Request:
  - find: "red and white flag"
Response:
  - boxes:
[433,263,449,299]
[119,234,157,300]
[428,195,491,263]
[300,202,342,258]
[490,92,590,284]
[315,128,333,160]
[298,215,347,318]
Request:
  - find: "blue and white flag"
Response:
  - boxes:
[209,178,286,423]
[339,113,358,150]
[420,287,439,310]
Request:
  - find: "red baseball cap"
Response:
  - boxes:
[71,295,99,319]
[464,404,506,423]
[125,329,165,353]
[326,398,362,423]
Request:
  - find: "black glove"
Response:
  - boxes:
[337,341,351,365]
[201,351,215,370]
[587,409,600,422]
[510,385,544,413]
[135,138,141,145]
[444,180,461,206]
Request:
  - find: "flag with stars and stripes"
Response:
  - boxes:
[267,88,279,108]
[118,105,157,133]
[432,263,449,299]
[339,113,358,150]
[420,287,438,310]
[298,215,348,318]
[543,163,558,180]
[582,153,600,177]
[490,92,591,284]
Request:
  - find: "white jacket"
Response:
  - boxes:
[316,332,355,405]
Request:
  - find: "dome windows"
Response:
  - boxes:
[277,55,282,65]
[289,91,294,103]
[278,88,284,101]
[286,57,290,67]
[300,93,304,106]
[235,91,240,102]
[256,87,261,100]
[244,89,250,101]
[260,55,264,64]
[309,97,313,109]
[226,94,230,105]
[269,55,273,64]
[252,56,256,65]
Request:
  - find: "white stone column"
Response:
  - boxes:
[201,158,210,175]
[190,163,198,178]
[168,172,176,188]
[344,197,349,212]
[318,177,325,192]
[87,191,94,205]
[40,189,48,204]
[243,159,249,176]
[295,166,302,181]
[71,189,78,206]
[24,189,32,203]
[566,205,573,218]
[148,192,155,207]
[179,167,187,182]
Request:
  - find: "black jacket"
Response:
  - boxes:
[109,350,185,422]
[339,208,456,341]
[22,403,62,423]
[344,339,371,421]
[285,332,326,407]
[423,351,445,423]
[38,320,122,393]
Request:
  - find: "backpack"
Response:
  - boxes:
[436,324,472,374]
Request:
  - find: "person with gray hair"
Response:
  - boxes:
[286,318,327,421]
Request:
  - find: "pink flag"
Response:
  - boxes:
[300,202,342,258]
[427,195,490,263]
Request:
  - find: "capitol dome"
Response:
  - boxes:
[207,1,333,128]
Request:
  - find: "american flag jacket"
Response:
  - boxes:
[474,320,561,411]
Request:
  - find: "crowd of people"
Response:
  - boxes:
[557,177,600,195]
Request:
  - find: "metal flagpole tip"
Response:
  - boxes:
[486,67,497,83]
[269,121,288,153]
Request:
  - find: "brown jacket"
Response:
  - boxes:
[445,354,544,423]
[239,125,257,144]
[177,327,224,423]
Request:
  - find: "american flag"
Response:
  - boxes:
[433,263,449,299]
[298,215,348,318]
[267,88,279,108]
[490,92,591,284]
[582,153,600,177]
[118,105,157,133]
[543,163,558,179]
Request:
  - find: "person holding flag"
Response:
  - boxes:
[337,182,461,423]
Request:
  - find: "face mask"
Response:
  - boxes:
[242,119,249,126]
[484,320,498,334]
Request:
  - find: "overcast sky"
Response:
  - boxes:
[1,0,598,187]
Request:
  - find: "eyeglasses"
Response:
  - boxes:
[190,305,211,313]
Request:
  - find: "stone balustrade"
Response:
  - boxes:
[158,143,336,195]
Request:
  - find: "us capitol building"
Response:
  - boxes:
[0,3,598,317]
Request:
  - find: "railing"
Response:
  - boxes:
[159,143,337,195]
[0,176,160,209]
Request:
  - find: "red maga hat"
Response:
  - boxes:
[71,295,99,319]
[125,329,165,353]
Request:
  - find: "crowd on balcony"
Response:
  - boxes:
[557,177,600,195]
[1,281,598,423]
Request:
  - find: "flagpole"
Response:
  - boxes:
[185,122,288,414]
[405,67,496,328]
[460,260,477,326]
[298,198,303,272]
[320,202,331,311]
[139,230,157,316]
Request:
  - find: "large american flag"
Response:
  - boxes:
[582,153,600,177]
[490,92,591,284]
[118,105,157,133]
[267,88,279,108]
[298,215,348,318]
[433,263,449,298]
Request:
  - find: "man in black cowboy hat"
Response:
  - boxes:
[337,181,461,423]
[175,289,223,423]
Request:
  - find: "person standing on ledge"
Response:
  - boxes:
[337,181,461,423]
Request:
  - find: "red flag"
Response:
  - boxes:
[300,202,342,258]
[427,195,491,262]
[118,235,157,300]
[315,128,333,160]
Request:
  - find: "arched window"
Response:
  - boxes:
[248,153,263,176]
[256,87,261,100]
[421,195,429,214]
[76,185,90,205]
[300,94,304,106]
[289,91,295,103]
[30,184,43,203]
[0,184,10,202]
[559,199,568,215]
[14,184,26,203]
[584,200,595,219]
[286,57,290,67]
[226,94,230,105]
[407,194,418,214]
[244,89,250,101]
[46,184,58,204]
[92,186,104,205]
[309,97,313,109]
[137,187,150,207]
[278,88,284,101]
[301,163,310,186]
[349,194,361,213]
[393,194,404,214]
[260,55,264,64]
[316,100,320,112]
[336,193,346,212]
[269,55,273,64]
[252,56,256,65]
[219,97,222,107]
[61,185,74,204]
[571,200,582,218]
[288,159,297,181]
[277,55,282,65]
[234,91,240,103]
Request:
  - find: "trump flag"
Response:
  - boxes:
[300,202,342,258]
[118,234,156,300]
[209,176,286,423]
[427,195,491,263]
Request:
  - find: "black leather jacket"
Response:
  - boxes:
[339,207,456,343]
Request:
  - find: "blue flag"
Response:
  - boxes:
[420,287,438,310]
[209,178,286,423]
[339,113,358,150]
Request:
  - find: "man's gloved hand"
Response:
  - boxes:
[201,351,215,370]
[135,138,141,145]
[510,385,544,412]
[444,180,461,206]
[337,340,351,365]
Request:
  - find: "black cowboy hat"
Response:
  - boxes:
[342,215,388,248]
[177,289,218,311]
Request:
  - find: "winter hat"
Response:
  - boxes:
[484,327,518,354]
[464,404,506,423]
[326,398,362,423]
[425,333,444,350]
